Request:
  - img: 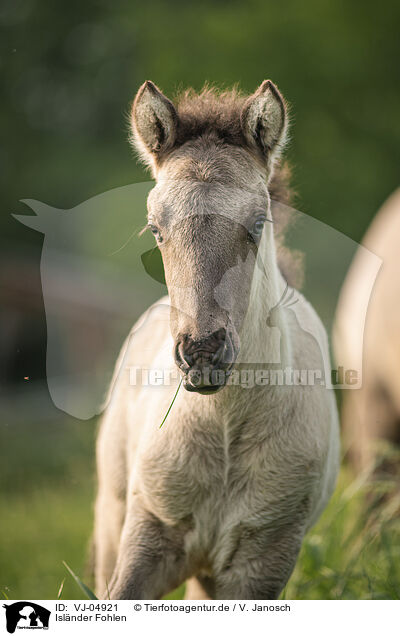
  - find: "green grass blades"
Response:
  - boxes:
[1,419,400,599]
[63,562,97,600]
[282,465,400,599]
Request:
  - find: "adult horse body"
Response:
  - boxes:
[334,189,400,470]
[94,81,340,599]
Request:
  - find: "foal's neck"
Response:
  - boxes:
[238,223,290,367]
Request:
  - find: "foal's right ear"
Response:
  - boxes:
[131,81,178,172]
[241,80,288,167]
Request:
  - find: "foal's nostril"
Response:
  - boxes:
[175,340,192,370]
[211,342,225,364]
[176,328,228,370]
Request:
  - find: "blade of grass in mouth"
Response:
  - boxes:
[159,378,182,428]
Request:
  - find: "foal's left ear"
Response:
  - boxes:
[241,80,288,165]
[131,81,178,171]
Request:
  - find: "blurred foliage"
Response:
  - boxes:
[1,0,399,244]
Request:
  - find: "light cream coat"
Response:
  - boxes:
[94,81,340,600]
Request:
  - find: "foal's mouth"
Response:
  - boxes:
[174,328,238,394]
[182,365,232,395]
[181,365,234,394]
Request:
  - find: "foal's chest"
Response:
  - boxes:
[136,409,291,529]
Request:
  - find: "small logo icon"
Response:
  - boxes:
[3,602,50,633]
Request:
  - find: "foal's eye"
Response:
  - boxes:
[247,216,266,243]
[149,224,163,243]
[252,217,266,236]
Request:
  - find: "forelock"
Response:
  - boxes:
[175,85,246,147]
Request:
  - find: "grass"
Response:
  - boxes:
[0,418,399,600]
[284,461,400,599]
[0,418,95,600]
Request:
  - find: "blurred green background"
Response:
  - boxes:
[3,0,400,241]
[1,0,400,599]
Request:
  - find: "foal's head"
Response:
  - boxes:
[131,81,288,393]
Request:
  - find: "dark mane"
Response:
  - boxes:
[175,86,246,148]
[174,86,303,289]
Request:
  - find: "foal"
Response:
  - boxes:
[94,80,340,599]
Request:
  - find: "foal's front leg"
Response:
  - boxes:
[215,524,305,600]
[108,496,188,599]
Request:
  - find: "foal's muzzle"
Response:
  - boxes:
[174,328,237,394]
